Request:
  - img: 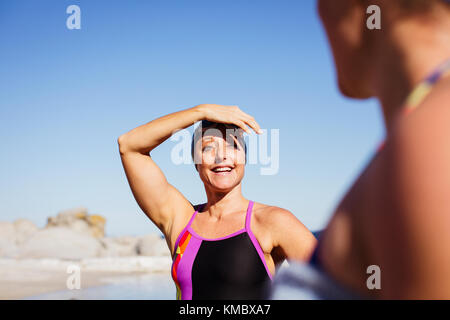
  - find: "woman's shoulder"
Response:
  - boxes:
[371,76,450,243]
[358,78,450,296]
[399,77,450,132]
[391,77,450,162]
[251,202,304,228]
[250,202,316,261]
[252,202,289,213]
[386,77,450,173]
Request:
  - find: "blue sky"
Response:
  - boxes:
[0,0,384,236]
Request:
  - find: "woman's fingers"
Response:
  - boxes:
[243,116,262,134]
[236,117,262,135]
[201,104,261,134]
[233,120,252,134]
[230,107,261,134]
[237,112,261,134]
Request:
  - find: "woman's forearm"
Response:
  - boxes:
[118,105,205,154]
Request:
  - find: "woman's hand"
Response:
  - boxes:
[195,104,262,134]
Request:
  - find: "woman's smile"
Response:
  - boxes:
[211,165,234,175]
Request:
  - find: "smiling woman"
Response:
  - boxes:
[117,104,317,300]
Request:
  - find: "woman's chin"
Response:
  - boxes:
[210,183,235,192]
[200,170,244,192]
[209,177,238,192]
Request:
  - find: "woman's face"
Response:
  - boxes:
[194,128,246,193]
[318,0,373,98]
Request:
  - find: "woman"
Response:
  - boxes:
[118,104,317,300]
[273,0,450,299]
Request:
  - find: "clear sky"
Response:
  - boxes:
[0,0,384,237]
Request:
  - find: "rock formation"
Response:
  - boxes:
[17,227,104,260]
[0,207,169,260]
[46,207,106,238]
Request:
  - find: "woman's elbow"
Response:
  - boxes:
[117,134,130,155]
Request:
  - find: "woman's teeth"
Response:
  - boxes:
[212,167,232,172]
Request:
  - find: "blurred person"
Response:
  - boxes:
[272,0,450,299]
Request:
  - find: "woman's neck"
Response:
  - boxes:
[371,17,450,133]
[203,184,248,219]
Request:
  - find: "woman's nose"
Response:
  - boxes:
[215,145,227,163]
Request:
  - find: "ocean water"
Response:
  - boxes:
[26,273,175,300]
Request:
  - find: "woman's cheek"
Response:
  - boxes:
[202,152,215,165]
[236,151,246,166]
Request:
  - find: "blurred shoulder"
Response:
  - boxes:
[382,77,450,217]
[390,77,450,165]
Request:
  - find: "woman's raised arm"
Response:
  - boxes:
[117,104,260,254]
[117,106,204,252]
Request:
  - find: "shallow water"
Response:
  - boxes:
[25,273,175,300]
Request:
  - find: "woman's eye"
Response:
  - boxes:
[202,146,213,152]
[227,142,238,149]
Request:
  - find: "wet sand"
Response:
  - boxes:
[0,257,173,300]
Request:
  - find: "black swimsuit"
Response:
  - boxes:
[171,200,272,300]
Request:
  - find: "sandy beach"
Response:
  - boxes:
[0,256,173,300]
[0,208,176,299]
